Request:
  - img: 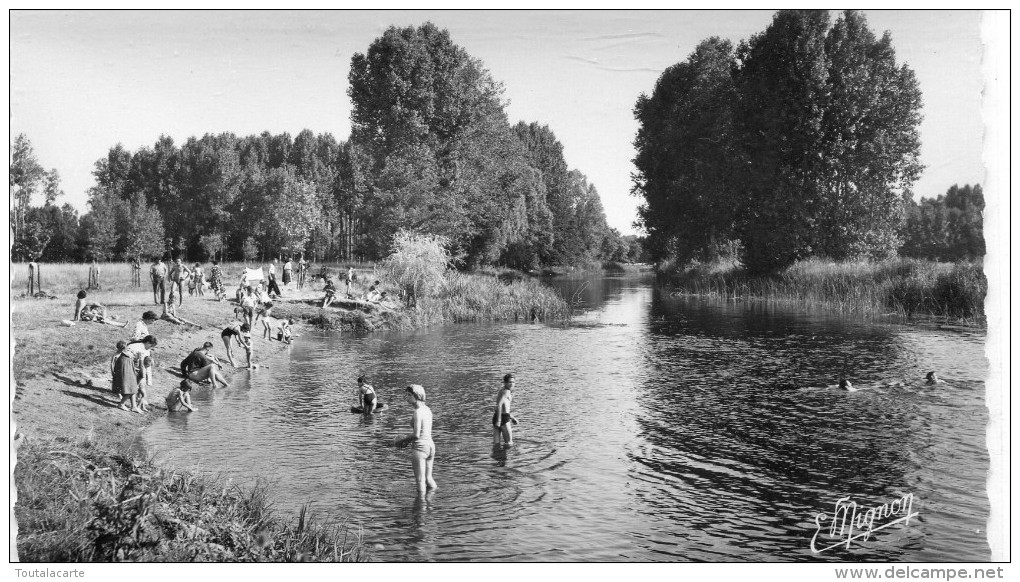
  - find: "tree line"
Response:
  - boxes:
[11,23,645,268]
[631,10,980,273]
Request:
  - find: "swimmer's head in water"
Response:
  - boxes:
[405,384,426,402]
[926,371,939,384]
[838,378,852,390]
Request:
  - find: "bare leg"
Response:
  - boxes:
[411,450,427,497]
[492,426,502,446]
[502,423,513,445]
[425,452,437,490]
[222,337,236,367]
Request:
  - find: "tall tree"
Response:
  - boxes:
[10,134,45,239]
[815,10,923,259]
[42,169,64,206]
[632,37,740,264]
[733,9,831,273]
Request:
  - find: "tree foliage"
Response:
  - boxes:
[633,10,926,272]
[900,184,984,261]
[383,230,454,305]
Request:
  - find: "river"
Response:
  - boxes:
[137,274,990,562]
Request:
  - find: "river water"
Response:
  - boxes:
[137,274,990,562]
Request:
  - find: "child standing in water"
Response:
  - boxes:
[492,373,520,445]
[401,384,437,497]
[357,375,378,413]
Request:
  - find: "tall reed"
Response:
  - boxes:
[665,257,986,322]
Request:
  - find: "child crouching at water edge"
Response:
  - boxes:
[166,379,195,412]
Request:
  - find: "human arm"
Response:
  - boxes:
[181,393,195,412]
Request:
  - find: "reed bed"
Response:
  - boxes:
[15,435,364,562]
[418,271,570,324]
[665,257,986,322]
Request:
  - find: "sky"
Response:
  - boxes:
[10,10,985,235]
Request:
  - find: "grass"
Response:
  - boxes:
[664,257,986,322]
[14,434,365,562]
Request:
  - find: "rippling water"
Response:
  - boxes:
[137,275,989,561]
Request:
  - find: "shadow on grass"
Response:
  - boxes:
[58,389,121,409]
[52,373,109,394]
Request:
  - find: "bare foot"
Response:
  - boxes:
[118,404,130,411]
[427,481,438,490]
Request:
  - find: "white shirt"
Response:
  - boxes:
[133,321,149,341]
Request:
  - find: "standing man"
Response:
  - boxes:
[27,259,38,296]
[131,256,142,287]
[282,256,293,290]
[344,266,355,298]
[168,258,191,306]
[267,258,282,297]
[88,257,101,290]
[150,257,167,305]
[492,373,520,446]
[298,254,309,289]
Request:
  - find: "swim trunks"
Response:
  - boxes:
[411,439,435,461]
[492,412,512,427]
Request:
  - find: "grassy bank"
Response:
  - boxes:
[15,435,363,562]
[663,257,986,322]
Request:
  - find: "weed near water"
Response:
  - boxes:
[665,257,986,322]
[14,435,364,562]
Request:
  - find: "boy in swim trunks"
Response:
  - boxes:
[492,373,519,445]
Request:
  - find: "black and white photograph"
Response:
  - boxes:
[8,8,1010,574]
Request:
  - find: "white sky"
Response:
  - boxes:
[10,10,984,235]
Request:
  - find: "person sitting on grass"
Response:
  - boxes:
[180,341,229,388]
[322,276,338,308]
[134,311,159,341]
[166,379,196,412]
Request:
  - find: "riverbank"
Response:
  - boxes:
[11,286,369,562]
[661,257,986,323]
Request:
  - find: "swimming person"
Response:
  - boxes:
[166,379,196,412]
[492,373,520,445]
[357,375,378,413]
[838,378,859,392]
[925,371,944,385]
[402,384,437,497]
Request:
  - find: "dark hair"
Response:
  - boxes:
[504,373,515,383]
[202,341,214,349]
[212,259,219,265]
[77,290,87,299]
[115,340,127,350]
[142,310,158,321]
[194,262,200,267]
[264,301,274,309]
[838,378,850,389]
[142,335,157,346]
[358,375,367,384]
[240,323,250,332]
[180,379,192,391]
